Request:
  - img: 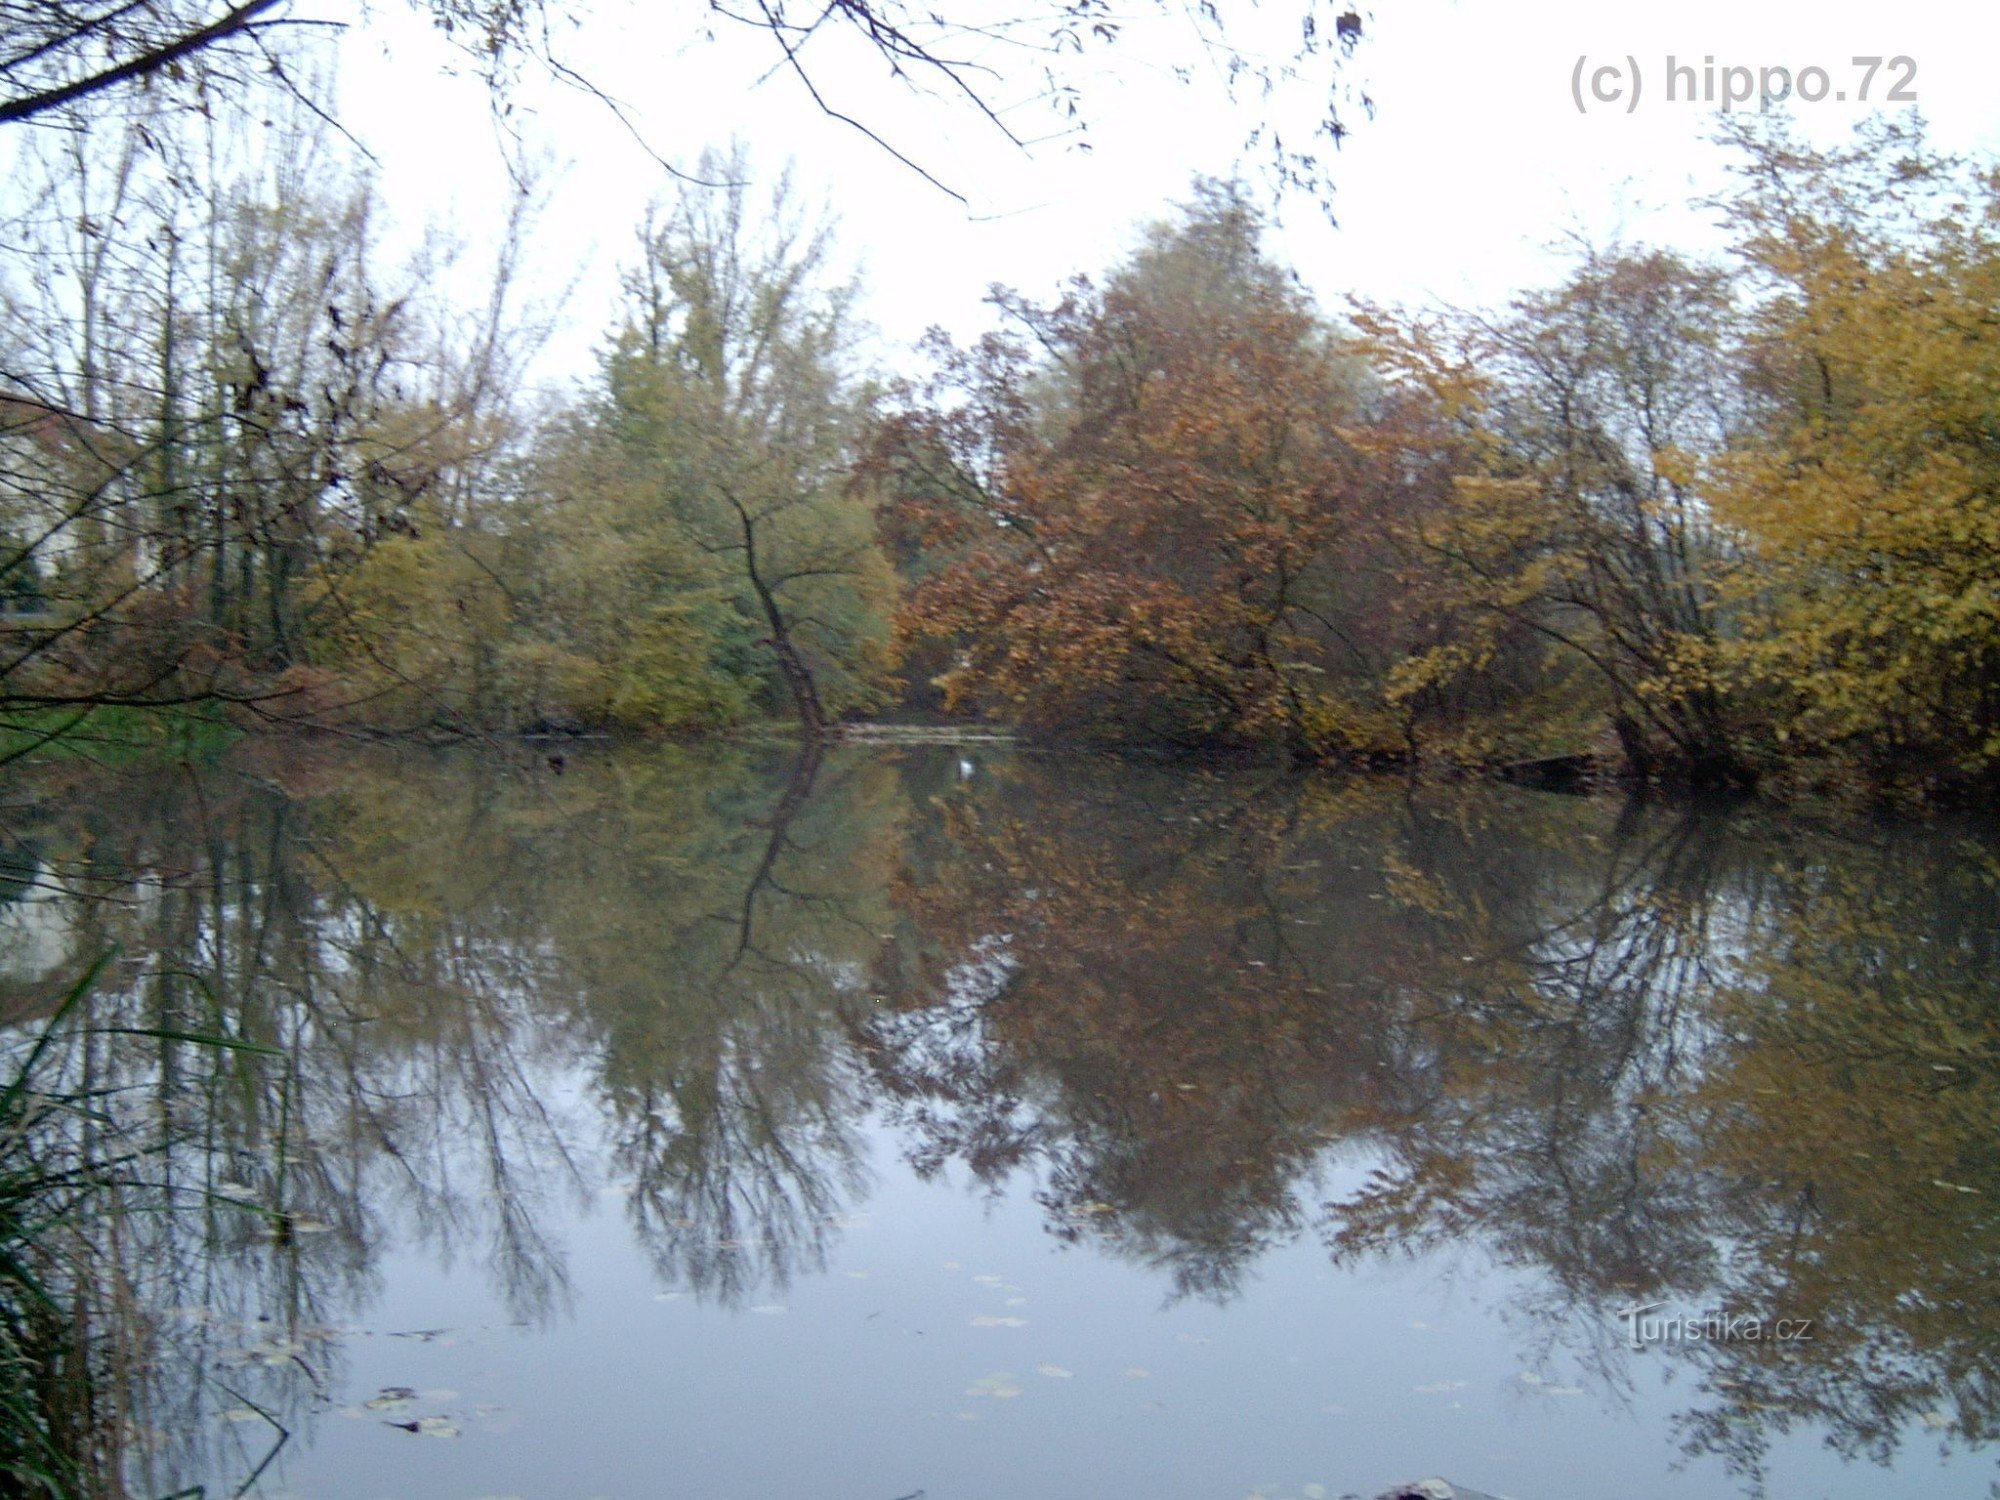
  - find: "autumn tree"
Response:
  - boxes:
[1356,246,1758,783]
[1706,119,2000,790]
[875,181,1414,756]
[0,97,537,739]
[522,146,894,736]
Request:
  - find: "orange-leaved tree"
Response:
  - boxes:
[870,182,1423,756]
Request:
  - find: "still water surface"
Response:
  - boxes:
[2,742,1996,1500]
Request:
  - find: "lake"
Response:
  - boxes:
[1,741,1994,1500]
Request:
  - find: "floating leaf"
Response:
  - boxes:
[749,1304,787,1316]
[970,1315,1025,1328]
[1034,1363,1073,1379]
[964,1372,1022,1399]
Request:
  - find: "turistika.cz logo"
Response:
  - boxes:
[1617,1302,1816,1351]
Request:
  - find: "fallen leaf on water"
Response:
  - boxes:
[748,1304,787,1316]
[972,1275,1004,1287]
[964,1373,1023,1400]
[1124,1367,1151,1379]
[1035,1364,1073,1379]
[415,1417,459,1438]
[219,1407,262,1423]
[1173,1333,1211,1345]
[1413,1381,1467,1393]
[653,1291,684,1302]
[1546,1386,1584,1397]
[364,1388,418,1411]
[970,1315,1025,1328]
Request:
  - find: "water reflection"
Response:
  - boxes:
[0,745,1995,1496]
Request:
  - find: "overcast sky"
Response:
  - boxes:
[334,0,2000,385]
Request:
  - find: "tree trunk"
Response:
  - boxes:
[737,503,826,737]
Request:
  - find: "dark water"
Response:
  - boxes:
[1,742,1996,1500]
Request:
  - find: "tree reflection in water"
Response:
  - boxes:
[0,743,1993,1494]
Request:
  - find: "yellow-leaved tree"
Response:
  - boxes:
[1711,120,2000,786]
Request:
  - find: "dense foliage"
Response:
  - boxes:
[2,95,1995,798]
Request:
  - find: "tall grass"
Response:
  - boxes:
[0,954,276,1499]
